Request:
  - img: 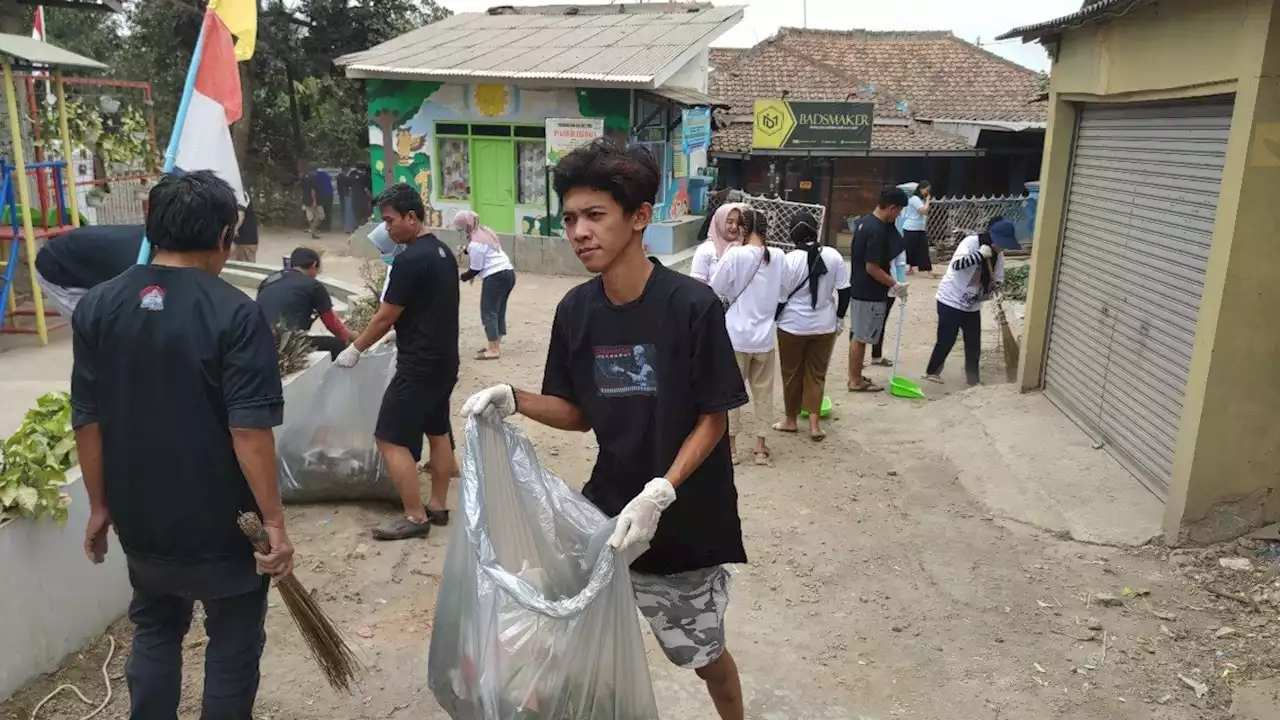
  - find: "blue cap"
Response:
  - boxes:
[988,219,1020,251]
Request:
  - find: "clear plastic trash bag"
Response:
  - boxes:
[428,416,659,720]
[276,345,400,504]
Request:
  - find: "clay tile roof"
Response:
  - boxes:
[709,47,744,70]
[709,40,907,119]
[740,27,1047,124]
[711,121,973,154]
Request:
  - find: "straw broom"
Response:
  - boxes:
[986,257,1020,383]
[237,512,363,693]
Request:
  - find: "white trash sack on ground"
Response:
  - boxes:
[428,415,658,719]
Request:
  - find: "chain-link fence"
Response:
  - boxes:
[926,194,1029,251]
[727,190,827,251]
[21,74,158,226]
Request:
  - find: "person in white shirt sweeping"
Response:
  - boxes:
[690,202,747,283]
[925,217,1020,386]
[710,208,786,466]
[453,210,516,360]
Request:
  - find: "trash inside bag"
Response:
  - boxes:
[428,416,658,720]
[276,345,400,504]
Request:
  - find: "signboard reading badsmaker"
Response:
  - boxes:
[752,100,873,151]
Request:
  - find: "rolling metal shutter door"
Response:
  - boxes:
[1044,99,1231,496]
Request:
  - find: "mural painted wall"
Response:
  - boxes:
[365,79,630,235]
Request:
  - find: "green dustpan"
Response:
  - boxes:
[799,395,833,418]
[888,272,925,400]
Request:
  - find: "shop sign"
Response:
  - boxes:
[752,100,873,150]
[545,118,605,165]
[681,107,712,154]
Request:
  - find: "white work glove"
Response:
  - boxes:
[335,345,361,368]
[609,478,676,553]
[888,282,910,300]
[460,384,516,419]
[978,244,994,260]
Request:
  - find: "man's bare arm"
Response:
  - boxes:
[663,412,727,489]
[866,261,896,288]
[352,302,403,351]
[231,428,286,527]
[513,388,590,432]
[75,424,107,514]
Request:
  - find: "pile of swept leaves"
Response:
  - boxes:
[1002,263,1030,301]
[0,392,76,524]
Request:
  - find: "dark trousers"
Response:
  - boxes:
[479,269,516,342]
[308,334,346,360]
[871,296,897,360]
[926,301,982,385]
[126,573,269,720]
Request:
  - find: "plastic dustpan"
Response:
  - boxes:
[890,375,925,399]
[799,395,833,419]
[887,265,925,400]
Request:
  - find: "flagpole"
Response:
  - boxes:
[135,10,210,264]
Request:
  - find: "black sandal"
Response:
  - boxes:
[426,507,450,527]
[371,516,430,541]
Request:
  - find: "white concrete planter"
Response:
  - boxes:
[0,352,332,702]
[0,469,132,701]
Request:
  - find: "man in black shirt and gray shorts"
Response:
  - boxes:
[335,184,460,541]
[34,224,145,320]
[847,187,910,393]
[462,139,750,719]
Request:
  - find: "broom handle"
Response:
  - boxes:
[890,297,907,383]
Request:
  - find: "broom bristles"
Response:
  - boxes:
[238,512,364,693]
[985,256,1021,383]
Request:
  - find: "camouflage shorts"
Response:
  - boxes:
[630,565,730,670]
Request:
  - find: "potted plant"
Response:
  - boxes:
[86,187,106,208]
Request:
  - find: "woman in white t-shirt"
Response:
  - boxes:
[900,181,932,275]
[710,208,786,466]
[773,211,850,442]
[925,218,1019,386]
[453,210,516,360]
[690,202,746,283]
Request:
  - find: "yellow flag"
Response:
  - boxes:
[208,0,257,61]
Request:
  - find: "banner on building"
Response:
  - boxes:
[681,106,712,155]
[752,100,873,151]
[545,118,605,165]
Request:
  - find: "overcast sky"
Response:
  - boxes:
[439,0,1083,72]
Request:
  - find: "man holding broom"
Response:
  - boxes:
[461,139,751,719]
[72,171,295,719]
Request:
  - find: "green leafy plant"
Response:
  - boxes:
[345,260,388,334]
[0,392,76,524]
[1002,264,1029,302]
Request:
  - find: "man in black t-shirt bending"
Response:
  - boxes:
[34,224,145,319]
[256,247,352,358]
[462,139,749,719]
[71,171,294,718]
[335,184,460,541]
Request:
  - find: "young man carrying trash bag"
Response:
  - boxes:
[461,138,750,719]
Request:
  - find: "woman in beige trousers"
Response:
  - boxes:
[710,208,786,465]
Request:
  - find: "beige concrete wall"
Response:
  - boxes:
[1017,0,1280,542]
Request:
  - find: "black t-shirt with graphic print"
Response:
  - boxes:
[541,259,749,576]
[69,265,283,565]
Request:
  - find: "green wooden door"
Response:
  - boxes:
[471,139,516,233]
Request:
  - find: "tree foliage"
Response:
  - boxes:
[31,0,450,222]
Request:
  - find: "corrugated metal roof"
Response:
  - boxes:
[0,34,107,70]
[337,3,743,88]
[648,86,728,108]
[997,0,1159,41]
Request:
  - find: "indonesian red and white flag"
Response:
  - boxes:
[173,9,247,206]
[31,6,44,42]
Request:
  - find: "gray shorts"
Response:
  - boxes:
[630,565,730,670]
[849,299,888,345]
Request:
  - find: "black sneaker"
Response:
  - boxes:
[425,507,450,527]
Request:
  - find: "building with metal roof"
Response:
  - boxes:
[999,0,1280,543]
[337,3,740,239]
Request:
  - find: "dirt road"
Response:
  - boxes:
[5,230,1278,719]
